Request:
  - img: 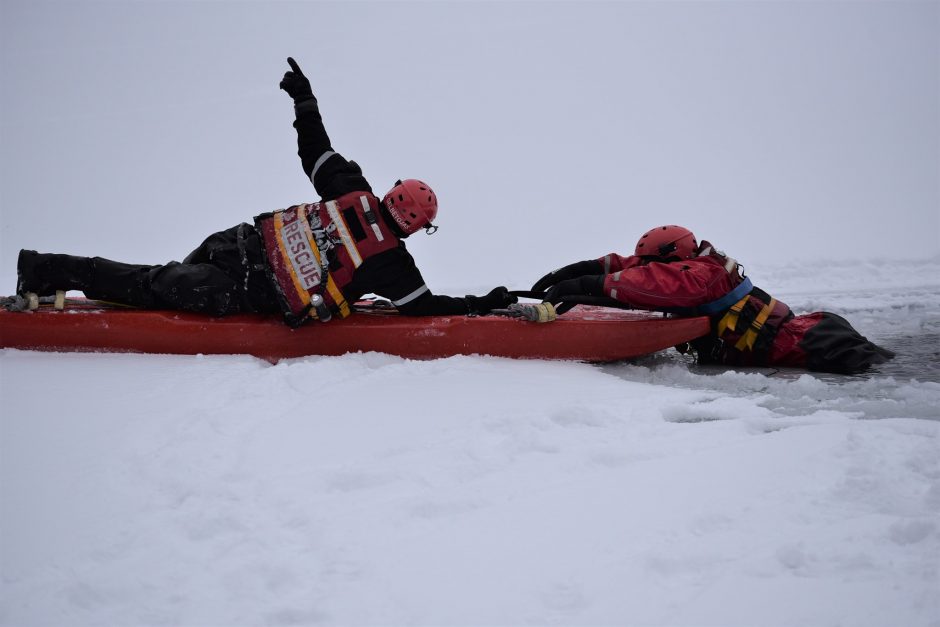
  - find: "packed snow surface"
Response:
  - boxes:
[2,258,939,626]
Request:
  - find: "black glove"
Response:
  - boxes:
[465,287,518,315]
[279,57,315,103]
[531,259,603,292]
[544,275,605,314]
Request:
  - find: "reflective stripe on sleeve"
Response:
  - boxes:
[310,150,337,182]
[392,284,429,307]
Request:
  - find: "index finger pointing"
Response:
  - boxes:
[286,57,304,77]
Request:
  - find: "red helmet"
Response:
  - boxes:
[382,179,438,235]
[635,225,698,260]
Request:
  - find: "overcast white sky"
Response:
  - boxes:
[1,1,937,294]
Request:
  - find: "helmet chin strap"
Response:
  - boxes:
[424,224,439,235]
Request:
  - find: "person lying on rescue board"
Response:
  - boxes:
[13,57,516,326]
[532,225,894,374]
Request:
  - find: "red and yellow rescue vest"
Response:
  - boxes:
[254,191,399,326]
[694,245,792,362]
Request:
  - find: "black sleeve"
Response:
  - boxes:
[292,100,372,200]
[346,245,471,317]
[396,290,471,317]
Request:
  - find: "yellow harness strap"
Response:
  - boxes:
[717,295,749,336]
[734,297,777,351]
[319,275,351,319]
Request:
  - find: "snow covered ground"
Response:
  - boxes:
[1,258,939,627]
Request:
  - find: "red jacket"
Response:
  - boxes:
[598,247,812,368]
[600,252,735,311]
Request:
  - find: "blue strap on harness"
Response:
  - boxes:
[695,276,753,315]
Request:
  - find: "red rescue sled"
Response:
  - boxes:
[0,300,710,363]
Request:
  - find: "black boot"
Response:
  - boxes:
[16,249,94,296]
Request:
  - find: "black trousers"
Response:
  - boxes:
[86,224,280,316]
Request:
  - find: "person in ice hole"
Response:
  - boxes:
[533,225,894,373]
[14,57,516,327]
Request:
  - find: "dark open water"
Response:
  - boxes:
[871,332,940,384]
[600,329,940,422]
[606,332,939,384]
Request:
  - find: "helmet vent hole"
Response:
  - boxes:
[398,194,404,201]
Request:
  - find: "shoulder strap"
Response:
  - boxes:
[695,276,753,315]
